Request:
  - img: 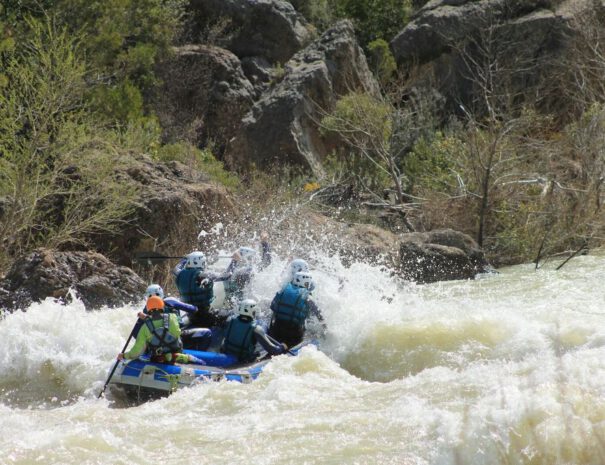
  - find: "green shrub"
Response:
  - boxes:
[331,0,412,45]
[405,132,465,194]
[90,80,145,124]
[290,0,333,30]
[0,17,138,267]
[367,39,397,86]
[321,92,393,191]
[156,143,240,190]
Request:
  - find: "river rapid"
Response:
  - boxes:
[1,250,605,465]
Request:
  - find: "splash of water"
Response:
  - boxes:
[1,250,605,464]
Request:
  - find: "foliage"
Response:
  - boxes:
[291,0,411,46]
[155,143,240,190]
[330,0,412,45]
[405,133,464,193]
[0,17,140,268]
[321,92,393,191]
[289,0,333,30]
[2,0,186,127]
[367,39,397,86]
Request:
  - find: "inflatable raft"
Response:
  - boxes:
[108,342,310,401]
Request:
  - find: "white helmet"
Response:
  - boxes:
[289,258,309,278]
[292,271,314,290]
[238,299,258,318]
[238,246,257,265]
[185,251,206,269]
[144,284,164,299]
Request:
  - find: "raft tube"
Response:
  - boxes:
[108,342,312,400]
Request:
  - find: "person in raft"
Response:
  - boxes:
[222,231,273,306]
[268,271,323,347]
[221,299,288,363]
[173,251,232,329]
[133,284,212,351]
[117,296,203,365]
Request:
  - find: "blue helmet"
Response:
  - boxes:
[144,284,164,299]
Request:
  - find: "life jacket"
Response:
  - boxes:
[175,268,214,308]
[222,317,257,362]
[272,283,309,327]
[144,314,182,356]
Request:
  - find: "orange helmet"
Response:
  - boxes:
[146,295,165,312]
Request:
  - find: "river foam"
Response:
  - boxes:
[1,251,605,464]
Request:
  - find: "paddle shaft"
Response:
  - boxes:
[98,325,136,398]
[134,252,233,264]
[266,333,296,356]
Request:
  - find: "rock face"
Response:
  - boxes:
[155,45,255,153]
[188,0,313,64]
[390,0,590,112]
[94,155,236,268]
[391,0,563,65]
[0,249,146,311]
[276,211,490,283]
[398,229,490,283]
[225,20,380,176]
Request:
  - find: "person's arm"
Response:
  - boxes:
[259,231,271,269]
[169,314,182,339]
[253,325,287,356]
[123,325,150,359]
[172,258,187,277]
[207,270,232,282]
[308,299,323,322]
[223,248,243,274]
[164,297,197,314]
[132,306,148,338]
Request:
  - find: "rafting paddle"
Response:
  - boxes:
[266,333,296,356]
[133,251,184,264]
[134,251,234,265]
[98,322,138,399]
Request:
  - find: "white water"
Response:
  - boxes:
[2,251,605,465]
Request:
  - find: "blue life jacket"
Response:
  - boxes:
[144,314,182,355]
[222,317,257,362]
[272,283,309,327]
[175,268,214,308]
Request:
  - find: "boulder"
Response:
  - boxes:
[240,56,274,93]
[389,0,587,112]
[154,45,255,154]
[398,229,491,283]
[94,154,236,268]
[274,211,490,283]
[188,0,313,64]
[0,249,145,311]
[225,20,380,176]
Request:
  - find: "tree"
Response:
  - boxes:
[0,17,138,267]
[320,77,439,231]
[451,18,550,248]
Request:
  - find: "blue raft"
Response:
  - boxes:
[109,343,310,400]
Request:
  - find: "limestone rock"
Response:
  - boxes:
[155,45,255,154]
[0,249,145,311]
[276,211,490,283]
[94,154,236,268]
[398,229,491,283]
[389,0,591,112]
[188,0,313,64]
[226,20,380,176]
